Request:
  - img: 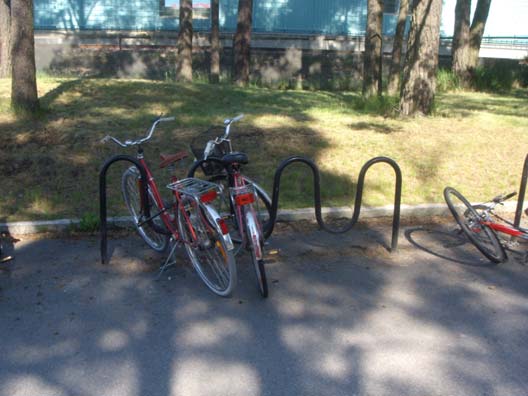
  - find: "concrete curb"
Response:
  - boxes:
[0,202,521,235]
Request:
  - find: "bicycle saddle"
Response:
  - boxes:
[222,152,248,165]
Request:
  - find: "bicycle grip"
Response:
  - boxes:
[232,114,244,122]
[503,191,517,201]
[159,116,175,122]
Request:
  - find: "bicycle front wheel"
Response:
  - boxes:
[444,187,506,263]
[244,208,268,298]
[121,166,169,252]
[178,196,237,297]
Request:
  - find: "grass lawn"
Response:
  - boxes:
[1,77,527,222]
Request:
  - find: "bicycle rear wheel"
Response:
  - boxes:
[122,166,169,252]
[244,208,268,298]
[444,187,506,263]
[178,196,237,297]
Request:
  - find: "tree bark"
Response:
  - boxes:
[11,0,39,112]
[399,0,443,116]
[387,0,409,95]
[468,0,491,70]
[210,0,220,83]
[233,0,252,86]
[0,0,11,78]
[451,0,471,85]
[363,0,383,97]
[176,0,193,82]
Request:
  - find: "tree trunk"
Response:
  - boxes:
[451,0,471,86]
[176,0,193,82]
[399,0,443,116]
[11,0,39,112]
[363,0,383,97]
[233,0,252,86]
[387,0,409,95]
[468,0,491,70]
[210,0,220,83]
[0,0,11,78]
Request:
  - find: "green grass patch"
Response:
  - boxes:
[0,77,527,222]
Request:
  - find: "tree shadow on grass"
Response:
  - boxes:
[1,78,400,222]
[348,121,400,134]
[436,92,528,119]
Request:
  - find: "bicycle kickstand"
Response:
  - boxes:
[156,238,180,279]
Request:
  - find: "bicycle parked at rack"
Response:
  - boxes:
[188,115,272,297]
[102,116,237,296]
[444,187,528,263]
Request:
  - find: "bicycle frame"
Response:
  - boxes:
[134,151,215,249]
[476,203,528,240]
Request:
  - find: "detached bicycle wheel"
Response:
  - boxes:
[121,166,169,253]
[244,208,268,298]
[178,196,237,297]
[444,187,506,263]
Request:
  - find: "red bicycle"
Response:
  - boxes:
[102,117,237,296]
[188,115,271,297]
[444,187,528,263]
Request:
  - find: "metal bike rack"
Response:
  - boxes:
[188,155,402,251]
[266,156,402,251]
[514,153,528,229]
[99,155,150,265]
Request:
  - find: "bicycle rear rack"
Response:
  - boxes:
[167,177,222,196]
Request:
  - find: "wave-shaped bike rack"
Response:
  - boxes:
[99,155,153,265]
[190,155,402,251]
[267,156,402,251]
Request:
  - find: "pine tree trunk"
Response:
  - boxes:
[11,0,39,112]
[0,0,11,78]
[210,0,220,83]
[363,0,383,97]
[387,0,409,95]
[468,0,491,70]
[233,0,252,86]
[176,0,193,82]
[399,0,443,116]
[451,0,471,86]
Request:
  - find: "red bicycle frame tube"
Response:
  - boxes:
[482,221,527,238]
[137,158,175,232]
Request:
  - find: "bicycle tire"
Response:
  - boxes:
[177,196,237,297]
[444,187,506,263]
[244,208,268,298]
[122,166,169,253]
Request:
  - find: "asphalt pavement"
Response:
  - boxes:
[1,221,527,396]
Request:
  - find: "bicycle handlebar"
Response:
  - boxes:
[101,116,175,147]
[202,114,243,159]
[223,114,244,139]
[492,191,517,203]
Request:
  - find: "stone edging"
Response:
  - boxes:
[0,202,520,235]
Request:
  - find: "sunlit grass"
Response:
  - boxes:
[0,77,527,221]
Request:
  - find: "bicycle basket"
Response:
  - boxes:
[190,126,231,176]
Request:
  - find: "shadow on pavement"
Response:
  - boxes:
[1,222,528,396]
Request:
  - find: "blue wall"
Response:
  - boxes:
[33,0,375,34]
[34,0,528,37]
